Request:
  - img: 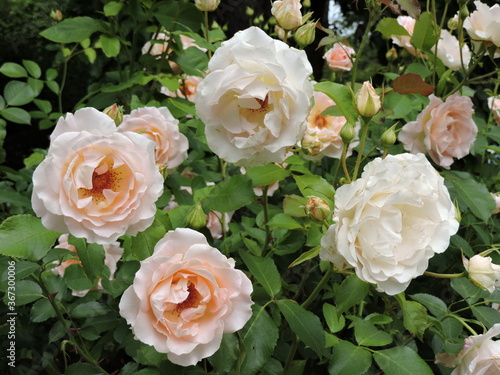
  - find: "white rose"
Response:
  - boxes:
[319,224,349,270]
[463,1,500,54]
[436,29,471,70]
[450,324,500,375]
[333,153,459,295]
[32,108,164,244]
[195,26,313,167]
[271,0,303,31]
[463,254,500,293]
[117,106,189,172]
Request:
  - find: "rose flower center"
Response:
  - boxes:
[314,115,328,129]
[175,283,201,313]
[78,157,123,203]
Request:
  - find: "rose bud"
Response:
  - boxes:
[194,0,221,11]
[356,81,382,118]
[271,0,303,30]
[305,197,330,222]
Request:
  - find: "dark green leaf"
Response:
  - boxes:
[245,164,290,187]
[267,213,302,230]
[209,334,239,374]
[0,62,27,78]
[350,317,393,347]
[323,303,345,333]
[0,215,60,261]
[373,346,434,375]
[289,246,320,268]
[472,306,500,329]
[176,47,209,77]
[22,60,41,79]
[4,81,36,106]
[401,300,428,340]
[412,12,436,50]
[154,1,202,33]
[65,363,103,375]
[63,263,95,291]
[71,301,110,318]
[0,189,31,208]
[31,298,56,322]
[411,293,447,319]
[99,34,121,57]
[2,107,31,124]
[240,250,281,298]
[40,17,102,43]
[14,280,43,306]
[292,174,335,204]
[314,81,358,125]
[375,17,410,38]
[277,300,325,357]
[329,341,372,375]
[129,219,166,261]
[239,304,279,375]
[70,236,105,281]
[202,174,256,213]
[451,277,483,304]
[335,274,370,316]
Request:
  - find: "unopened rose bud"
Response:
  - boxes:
[187,204,207,229]
[301,133,322,155]
[340,122,355,144]
[448,15,459,30]
[463,254,500,293]
[246,7,254,16]
[356,81,381,117]
[50,9,63,21]
[386,47,398,61]
[459,5,469,20]
[454,198,462,222]
[158,164,168,179]
[271,0,303,30]
[194,0,221,12]
[305,197,330,222]
[103,104,124,125]
[380,126,397,148]
[276,26,287,41]
[294,21,317,48]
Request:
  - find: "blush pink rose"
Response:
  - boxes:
[117,106,189,172]
[323,43,355,71]
[398,93,478,168]
[119,228,253,366]
[32,107,164,244]
[302,91,360,159]
[488,96,500,126]
[52,234,123,297]
[391,16,419,56]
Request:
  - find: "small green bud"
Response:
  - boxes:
[187,204,207,229]
[340,122,355,144]
[305,197,330,222]
[103,104,124,126]
[448,16,459,31]
[246,7,254,16]
[380,126,397,148]
[294,21,317,48]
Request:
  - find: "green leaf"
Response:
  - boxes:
[277,300,325,357]
[335,274,370,316]
[373,346,434,375]
[411,293,447,319]
[209,334,239,374]
[292,173,335,204]
[202,174,257,213]
[375,17,410,38]
[350,317,393,347]
[1,107,31,125]
[267,213,302,230]
[396,0,421,19]
[443,171,495,222]
[1,260,40,282]
[239,304,279,375]
[412,12,436,51]
[63,263,95,291]
[4,81,36,106]
[323,303,345,333]
[84,47,97,63]
[472,306,500,329]
[22,60,41,79]
[31,298,56,322]
[283,195,308,217]
[129,219,166,261]
[245,164,290,187]
[103,1,124,16]
[40,17,102,43]
[46,68,58,81]
[154,1,203,33]
[99,34,121,57]
[0,95,5,110]
[33,99,52,114]
[289,246,320,268]
[329,341,372,375]
[71,301,110,318]
[176,47,209,77]
[451,277,483,304]
[65,363,103,375]
[0,189,31,208]
[240,250,281,298]
[70,236,105,281]
[14,280,43,306]
[314,81,358,125]
[46,80,60,95]
[400,300,428,340]
[0,215,60,261]
[0,62,27,78]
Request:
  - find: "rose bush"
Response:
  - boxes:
[32,107,164,244]
[195,26,313,166]
[332,153,459,295]
[119,228,253,366]
[399,93,478,168]
[117,106,189,171]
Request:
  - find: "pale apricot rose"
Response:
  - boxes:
[399,93,477,168]
[32,107,164,244]
[464,1,500,56]
[323,43,355,72]
[161,75,203,103]
[302,91,359,159]
[119,228,253,366]
[117,107,189,171]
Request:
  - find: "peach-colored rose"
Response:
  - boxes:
[302,91,359,159]
[323,43,355,71]
[488,96,500,126]
[398,93,478,168]
[32,107,164,244]
[464,1,500,57]
[117,107,189,172]
[391,16,419,56]
[52,234,123,297]
[437,29,471,70]
[161,75,203,103]
[119,228,253,366]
